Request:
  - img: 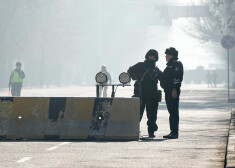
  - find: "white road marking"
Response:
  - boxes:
[46,142,70,151]
[188,89,193,94]
[16,157,31,163]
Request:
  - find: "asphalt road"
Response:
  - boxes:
[0,84,233,168]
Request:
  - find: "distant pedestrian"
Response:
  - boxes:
[212,70,217,88]
[206,71,212,87]
[9,62,25,96]
[99,65,111,97]
[160,47,184,139]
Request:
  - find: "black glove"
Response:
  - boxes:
[154,67,162,79]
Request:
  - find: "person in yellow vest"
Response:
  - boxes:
[9,62,25,96]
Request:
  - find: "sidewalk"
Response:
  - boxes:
[226,106,235,168]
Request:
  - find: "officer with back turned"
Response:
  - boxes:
[127,49,162,138]
[160,47,184,139]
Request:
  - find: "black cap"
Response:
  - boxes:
[145,49,159,61]
[165,47,178,59]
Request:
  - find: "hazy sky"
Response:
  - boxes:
[144,18,223,70]
[113,0,226,72]
[0,0,229,87]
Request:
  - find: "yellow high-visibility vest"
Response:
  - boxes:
[10,70,23,83]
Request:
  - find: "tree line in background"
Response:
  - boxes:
[186,0,235,72]
[1,1,234,89]
[0,1,147,89]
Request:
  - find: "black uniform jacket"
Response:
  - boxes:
[160,59,184,92]
[127,60,162,99]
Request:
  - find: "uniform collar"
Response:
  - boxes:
[167,59,175,66]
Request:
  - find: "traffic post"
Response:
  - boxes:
[221,35,235,103]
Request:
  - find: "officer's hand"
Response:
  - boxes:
[156,67,162,73]
[154,67,162,77]
[172,88,177,98]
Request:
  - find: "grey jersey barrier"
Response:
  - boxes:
[0,97,139,140]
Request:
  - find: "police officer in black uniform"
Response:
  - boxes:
[160,47,184,139]
[127,49,162,138]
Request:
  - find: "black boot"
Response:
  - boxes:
[148,131,155,138]
[148,125,158,138]
[163,133,178,139]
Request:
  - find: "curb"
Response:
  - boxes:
[226,106,235,168]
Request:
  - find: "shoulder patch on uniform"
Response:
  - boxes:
[175,67,179,71]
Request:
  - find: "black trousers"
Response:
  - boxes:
[140,96,158,132]
[11,83,22,96]
[165,89,181,135]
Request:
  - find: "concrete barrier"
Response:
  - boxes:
[0,97,140,140]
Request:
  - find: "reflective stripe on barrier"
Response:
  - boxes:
[0,97,140,140]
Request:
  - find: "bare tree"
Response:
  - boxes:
[188,0,235,41]
[185,0,235,71]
